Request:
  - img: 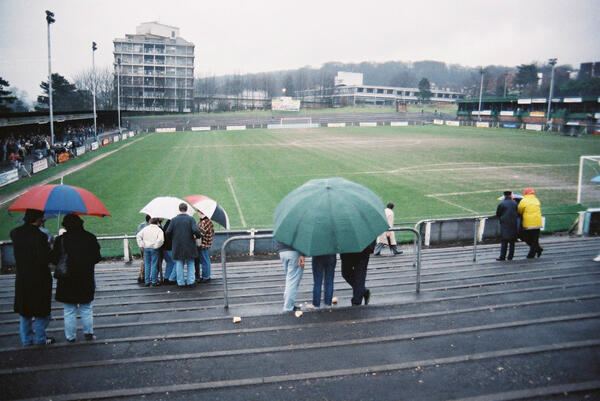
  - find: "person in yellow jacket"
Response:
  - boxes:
[517,187,543,259]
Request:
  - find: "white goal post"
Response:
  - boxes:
[577,155,600,205]
[280,117,312,125]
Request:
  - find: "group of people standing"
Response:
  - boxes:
[496,188,544,260]
[277,203,400,313]
[135,203,215,288]
[11,209,101,346]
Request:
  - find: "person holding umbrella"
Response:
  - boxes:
[136,218,165,287]
[276,241,305,312]
[341,241,376,306]
[495,191,518,261]
[51,214,102,342]
[11,209,55,346]
[166,203,201,287]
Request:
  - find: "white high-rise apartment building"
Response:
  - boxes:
[113,22,194,112]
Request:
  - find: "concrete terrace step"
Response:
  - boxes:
[0,236,598,400]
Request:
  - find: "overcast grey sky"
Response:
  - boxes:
[1,0,599,102]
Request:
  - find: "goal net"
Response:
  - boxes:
[577,155,600,206]
[280,117,312,126]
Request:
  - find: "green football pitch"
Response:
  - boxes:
[1,125,599,239]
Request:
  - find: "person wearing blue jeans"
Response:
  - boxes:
[143,248,160,286]
[312,254,337,307]
[63,303,93,342]
[166,204,201,288]
[51,214,102,343]
[19,315,51,346]
[11,209,55,346]
[163,250,176,282]
[277,242,305,312]
[175,259,195,286]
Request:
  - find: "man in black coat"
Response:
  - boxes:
[166,203,201,287]
[11,209,55,346]
[341,241,375,306]
[496,191,518,261]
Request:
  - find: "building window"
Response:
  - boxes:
[366,88,373,93]
[357,88,364,93]
[377,89,384,94]
[386,89,393,94]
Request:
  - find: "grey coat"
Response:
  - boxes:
[166,213,200,260]
[496,198,518,241]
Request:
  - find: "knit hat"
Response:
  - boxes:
[523,187,536,195]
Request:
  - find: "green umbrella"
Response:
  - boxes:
[273,177,389,256]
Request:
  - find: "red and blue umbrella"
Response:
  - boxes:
[184,194,230,229]
[9,184,110,217]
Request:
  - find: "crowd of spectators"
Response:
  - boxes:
[0,123,117,171]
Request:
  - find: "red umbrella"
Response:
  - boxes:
[184,194,230,229]
[9,184,110,217]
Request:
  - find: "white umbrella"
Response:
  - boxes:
[140,196,194,220]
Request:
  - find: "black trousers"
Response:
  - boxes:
[499,240,515,260]
[340,253,369,305]
[522,229,541,257]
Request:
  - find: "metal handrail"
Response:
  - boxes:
[219,227,422,309]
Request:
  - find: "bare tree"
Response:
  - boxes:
[73,66,115,110]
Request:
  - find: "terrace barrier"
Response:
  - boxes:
[219,227,422,309]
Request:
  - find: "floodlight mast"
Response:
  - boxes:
[546,58,557,132]
[92,42,98,142]
[116,57,121,133]
[46,10,55,147]
[477,68,484,122]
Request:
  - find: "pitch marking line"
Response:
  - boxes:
[427,185,578,198]
[429,195,479,214]
[0,134,151,208]
[227,177,247,228]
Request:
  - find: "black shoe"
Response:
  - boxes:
[536,248,543,258]
[186,283,196,288]
[144,283,151,287]
[137,277,144,284]
[507,257,513,261]
[393,250,403,255]
[44,337,56,345]
[163,279,176,285]
[292,306,301,312]
[84,333,96,341]
[363,289,371,305]
[199,278,211,283]
[177,285,187,289]
[66,338,76,343]
[526,255,535,259]
[496,257,506,261]
[151,282,160,287]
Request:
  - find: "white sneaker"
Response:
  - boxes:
[594,255,600,262]
[303,303,317,311]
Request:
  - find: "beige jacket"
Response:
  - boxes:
[136,224,165,249]
[376,207,397,245]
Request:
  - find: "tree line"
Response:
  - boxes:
[1,60,599,113]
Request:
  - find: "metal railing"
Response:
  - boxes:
[414,211,581,262]
[219,227,421,309]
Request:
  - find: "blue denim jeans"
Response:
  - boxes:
[143,248,159,284]
[280,250,304,312]
[175,259,195,286]
[163,250,175,281]
[198,248,211,279]
[19,315,51,346]
[312,255,336,307]
[63,302,93,341]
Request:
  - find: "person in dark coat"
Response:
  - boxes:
[496,191,518,261]
[51,214,101,342]
[165,203,201,287]
[11,209,54,346]
[341,241,375,306]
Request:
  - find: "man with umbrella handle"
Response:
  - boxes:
[166,203,201,288]
[276,241,305,312]
[374,203,402,256]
